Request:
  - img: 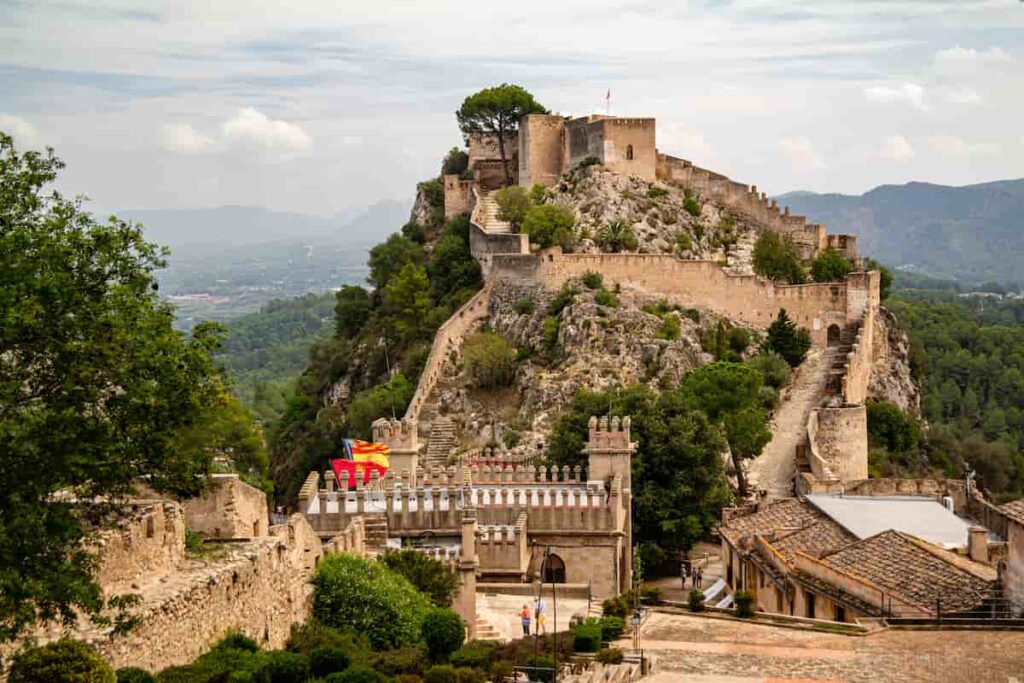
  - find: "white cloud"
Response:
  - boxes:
[777,136,824,171]
[161,123,214,154]
[0,114,43,148]
[863,83,929,112]
[221,108,312,153]
[880,135,915,163]
[945,88,984,106]
[929,135,999,159]
[656,122,714,160]
[934,46,1013,74]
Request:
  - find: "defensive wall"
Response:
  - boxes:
[88,501,187,592]
[808,407,868,483]
[182,473,269,540]
[443,175,474,219]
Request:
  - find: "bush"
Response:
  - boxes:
[285,621,374,668]
[401,221,426,245]
[675,232,693,253]
[688,588,705,611]
[594,289,619,308]
[381,548,459,607]
[8,640,116,683]
[372,646,427,677]
[525,655,555,683]
[495,186,533,228]
[572,620,603,652]
[423,665,456,683]
[683,194,701,217]
[450,640,499,670]
[522,204,575,249]
[763,309,812,367]
[213,630,259,653]
[598,615,625,642]
[578,156,601,168]
[581,271,603,289]
[327,669,389,683]
[753,232,804,284]
[311,647,350,678]
[810,247,852,283]
[647,187,669,199]
[867,401,922,453]
[542,316,561,354]
[442,147,469,176]
[312,553,432,649]
[422,608,466,663]
[116,668,155,683]
[657,312,681,341]
[727,327,751,354]
[596,220,638,253]
[462,331,517,389]
[640,584,663,603]
[747,352,791,389]
[595,648,624,665]
[489,660,514,682]
[513,298,535,315]
[259,651,309,683]
[454,667,486,683]
[601,595,627,618]
[758,385,779,410]
[735,589,755,618]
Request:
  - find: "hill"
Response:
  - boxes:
[777,179,1024,283]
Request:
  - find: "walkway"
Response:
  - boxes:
[476,192,513,234]
[749,348,831,499]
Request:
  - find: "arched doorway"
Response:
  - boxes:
[827,324,841,347]
[542,553,566,583]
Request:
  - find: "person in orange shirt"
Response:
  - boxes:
[519,604,532,636]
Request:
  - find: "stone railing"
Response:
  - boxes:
[322,516,366,555]
[805,410,839,484]
[840,309,874,405]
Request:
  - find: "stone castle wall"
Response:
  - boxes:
[842,309,874,405]
[812,406,868,482]
[443,175,474,219]
[519,114,566,188]
[91,501,187,593]
[182,473,268,540]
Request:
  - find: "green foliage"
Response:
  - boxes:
[215,631,259,653]
[462,331,517,389]
[9,639,115,683]
[734,589,755,618]
[402,220,427,244]
[384,263,433,341]
[647,187,669,199]
[347,374,415,439]
[596,648,624,665]
[513,298,535,315]
[546,283,578,316]
[752,232,805,284]
[594,289,619,308]
[547,385,731,555]
[368,233,424,290]
[380,549,459,607]
[529,184,548,204]
[675,232,693,253]
[116,668,155,683]
[450,640,499,670]
[456,84,546,186]
[327,669,388,683]
[863,258,893,300]
[578,156,601,168]
[728,327,751,355]
[810,247,853,283]
[428,218,482,305]
[421,608,466,663]
[572,620,603,652]
[522,204,575,249]
[372,646,427,677]
[640,584,663,602]
[657,312,682,341]
[598,616,625,642]
[542,316,561,355]
[581,271,604,290]
[688,588,705,611]
[259,650,309,683]
[335,287,374,339]
[0,132,233,641]
[763,309,811,367]
[747,352,791,389]
[596,220,638,253]
[310,647,350,678]
[441,147,469,176]
[494,186,533,227]
[867,401,922,453]
[312,553,431,650]
[682,190,701,217]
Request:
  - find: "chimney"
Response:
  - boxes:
[968,526,988,563]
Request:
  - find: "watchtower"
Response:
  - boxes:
[585,415,636,489]
[372,417,419,483]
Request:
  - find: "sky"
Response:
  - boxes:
[1,0,1023,217]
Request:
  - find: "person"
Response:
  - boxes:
[535,596,547,634]
[697,566,704,588]
[519,604,531,636]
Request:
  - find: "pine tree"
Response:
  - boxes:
[764,309,811,367]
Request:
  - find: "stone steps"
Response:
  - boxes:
[425,416,457,469]
[362,516,388,551]
[475,616,503,642]
[477,194,513,233]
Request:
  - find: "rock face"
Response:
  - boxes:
[868,306,920,414]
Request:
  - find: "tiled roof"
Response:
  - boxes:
[790,569,884,618]
[999,499,1024,525]
[772,519,858,562]
[819,530,993,614]
[720,498,823,543]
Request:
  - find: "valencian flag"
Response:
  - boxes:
[330,439,390,488]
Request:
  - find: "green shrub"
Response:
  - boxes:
[601,595,627,618]
[529,183,548,204]
[735,589,755,618]
[810,247,852,283]
[572,620,603,652]
[513,298,535,315]
[546,283,577,316]
[763,309,811,367]
[450,640,499,670]
[116,668,155,683]
[401,221,426,245]
[310,647,350,678]
[423,664,456,683]
[594,289,619,308]
[675,232,693,253]
[581,271,603,290]
[867,401,922,453]
[462,331,517,389]
[727,327,751,354]
[596,220,638,253]
[640,584,663,603]
[747,352,791,389]
[522,204,575,249]
[442,147,469,176]
[495,186,533,227]
[595,648,624,665]
[598,615,625,642]
[285,621,373,667]
[683,190,701,217]
[422,608,466,663]
[312,553,431,649]
[454,667,486,683]
[380,549,459,607]
[213,630,259,653]
[327,669,389,683]
[259,651,309,683]
[753,232,804,284]
[372,646,427,677]
[489,660,514,682]
[688,588,705,612]
[542,316,561,353]
[646,187,669,199]
[8,640,116,683]
[758,385,779,410]
[525,655,555,683]
[578,156,601,168]
[392,676,424,683]
[657,313,682,341]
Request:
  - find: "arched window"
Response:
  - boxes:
[626,144,634,160]
[827,324,841,347]
[542,553,566,583]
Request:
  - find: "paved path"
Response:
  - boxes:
[749,348,830,499]
[631,610,1024,683]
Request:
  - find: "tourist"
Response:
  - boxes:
[536,596,547,634]
[696,566,703,588]
[520,604,532,636]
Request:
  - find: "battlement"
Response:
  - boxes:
[372,416,419,452]
[587,415,633,452]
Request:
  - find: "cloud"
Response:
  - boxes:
[944,88,984,106]
[161,123,214,154]
[777,136,824,171]
[863,83,929,112]
[880,135,914,163]
[929,135,999,159]
[221,108,312,153]
[934,46,1013,74]
[0,114,43,148]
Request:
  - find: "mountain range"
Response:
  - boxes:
[777,178,1024,283]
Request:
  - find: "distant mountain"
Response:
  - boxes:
[777,179,1024,283]
[121,200,412,250]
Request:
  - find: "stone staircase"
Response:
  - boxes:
[362,515,388,555]
[824,322,859,401]
[424,416,457,468]
[476,192,513,233]
[474,616,503,642]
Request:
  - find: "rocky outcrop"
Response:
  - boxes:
[868,307,920,414]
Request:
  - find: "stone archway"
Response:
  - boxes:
[827,324,842,347]
[542,553,566,584]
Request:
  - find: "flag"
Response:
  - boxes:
[330,439,390,487]
[606,89,611,101]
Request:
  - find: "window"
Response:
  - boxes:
[626,144,634,160]
[806,592,816,619]
[827,324,841,347]
[835,605,846,623]
[776,591,783,613]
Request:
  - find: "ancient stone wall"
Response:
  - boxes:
[842,310,874,405]
[1006,519,1024,617]
[598,118,656,181]
[92,501,186,593]
[813,406,868,482]
[519,114,566,188]
[443,174,474,219]
[526,535,623,597]
[183,474,268,540]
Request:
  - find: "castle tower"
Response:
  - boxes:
[372,417,420,484]
[453,502,478,639]
[585,415,636,489]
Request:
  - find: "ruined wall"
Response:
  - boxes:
[91,501,186,593]
[468,132,518,189]
[1006,519,1024,617]
[519,114,566,188]
[183,474,268,540]
[842,310,874,405]
[443,175,474,219]
[813,407,868,482]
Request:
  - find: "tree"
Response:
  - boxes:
[441,147,469,177]
[380,549,459,607]
[368,233,424,291]
[596,220,638,253]
[866,401,921,453]
[763,309,811,367]
[521,204,575,249]
[384,263,432,341]
[428,218,481,304]
[312,554,432,649]
[335,286,373,338]
[810,247,853,283]
[462,331,517,389]
[752,231,804,284]
[0,133,230,641]
[421,608,465,663]
[456,84,546,187]
[347,374,415,439]
[8,639,115,683]
[862,257,893,300]
[494,186,533,228]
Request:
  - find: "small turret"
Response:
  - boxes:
[585,415,636,489]
[372,417,420,484]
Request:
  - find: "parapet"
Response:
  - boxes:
[586,415,634,452]
[372,416,419,452]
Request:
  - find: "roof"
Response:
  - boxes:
[819,530,994,614]
[719,499,823,544]
[999,499,1024,525]
[805,494,975,548]
[789,569,884,618]
[772,519,858,562]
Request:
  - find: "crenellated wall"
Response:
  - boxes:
[182,473,269,540]
[841,310,874,405]
[90,501,187,593]
[443,174,474,219]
